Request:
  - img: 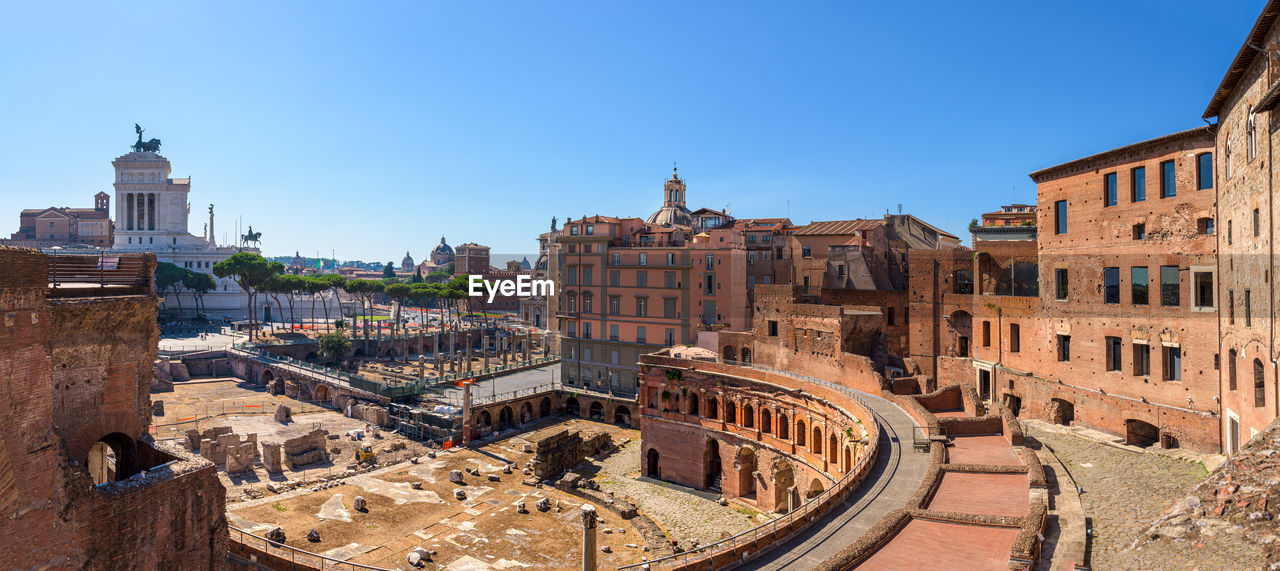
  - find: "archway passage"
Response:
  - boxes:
[647,448,661,478]
[499,406,514,430]
[808,477,825,498]
[614,405,631,426]
[260,369,275,385]
[313,384,331,404]
[722,345,737,361]
[772,459,794,513]
[589,401,605,420]
[1049,398,1074,425]
[738,447,757,498]
[1126,419,1159,448]
[741,348,751,364]
[87,433,139,485]
[521,402,533,424]
[566,397,580,416]
[539,397,552,418]
[479,410,492,429]
[705,439,723,491]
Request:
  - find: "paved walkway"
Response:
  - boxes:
[735,392,927,570]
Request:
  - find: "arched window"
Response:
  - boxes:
[706,397,719,420]
[688,394,700,416]
[725,401,737,424]
[761,409,772,434]
[1255,359,1266,408]
[1229,349,1237,391]
[742,403,754,428]
[778,413,789,439]
[812,426,823,455]
[796,420,806,446]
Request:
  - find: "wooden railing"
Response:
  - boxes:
[47,251,151,297]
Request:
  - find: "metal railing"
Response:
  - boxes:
[619,359,883,570]
[228,525,394,570]
[469,381,564,406]
[47,251,150,292]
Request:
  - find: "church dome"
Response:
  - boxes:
[401,251,415,271]
[645,167,693,227]
[432,236,454,256]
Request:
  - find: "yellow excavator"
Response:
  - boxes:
[354,445,377,466]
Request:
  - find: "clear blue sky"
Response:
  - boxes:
[0,1,1262,261]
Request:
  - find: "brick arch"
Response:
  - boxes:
[313,384,331,404]
[65,409,143,466]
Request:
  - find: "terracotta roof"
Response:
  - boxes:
[1204,0,1280,118]
[1028,126,1216,183]
[690,207,727,216]
[792,219,883,236]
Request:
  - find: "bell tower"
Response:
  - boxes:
[663,166,686,207]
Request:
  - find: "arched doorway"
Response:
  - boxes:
[614,405,632,426]
[313,384,330,404]
[829,434,839,464]
[844,444,854,473]
[725,401,737,424]
[722,346,737,361]
[1125,419,1159,448]
[589,401,604,420]
[87,433,138,485]
[742,403,755,428]
[647,448,660,478]
[704,439,723,491]
[707,397,719,420]
[812,426,822,456]
[796,419,806,446]
[808,478,824,498]
[539,397,552,418]
[688,395,700,416]
[737,447,757,498]
[778,413,789,439]
[499,406,514,430]
[478,410,492,430]
[761,409,772,434]
[520,402,533,424]
[772,458,794,513]
[741,348,751,364]
[566,397,580,416]
[305,352,319,361]
[1049,398,1074,425]
[260,369,275,385]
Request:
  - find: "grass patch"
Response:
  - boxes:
[600,480,616,486]
[733,505,758,517]
[365,523,380,531]
[272,503,287,512]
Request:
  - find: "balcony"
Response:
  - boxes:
[47,252,153,299]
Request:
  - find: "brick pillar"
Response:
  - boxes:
[581,504,598,571]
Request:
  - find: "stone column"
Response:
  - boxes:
[483,334,491,370]
[462,381,473,447]
[581,504,598,571]
[502,336,510,366]
[524,332,532,361]
[466,333,473,373]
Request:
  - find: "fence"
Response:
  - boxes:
[618,359,883,570]
[150,397,332,440]
[47,251,149,287]
[228,525,394,571]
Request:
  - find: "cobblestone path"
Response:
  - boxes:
[1026,424,1214,568]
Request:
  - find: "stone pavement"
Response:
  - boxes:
[735,393,928,570]
[1025,422,1214,568]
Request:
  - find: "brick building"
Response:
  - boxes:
[910,126,1222,452]
[454,242,491,276]
[980,204,1036,227]
[0,247,227,568]
[1204,0,1280,453]
[4,191,114,248]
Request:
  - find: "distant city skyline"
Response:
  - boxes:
[0,1,1262,259]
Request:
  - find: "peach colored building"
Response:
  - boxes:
[5,192,114,248]
[553,169,750,397]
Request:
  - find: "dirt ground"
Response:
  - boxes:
[227,419,649,569]
[152,379,433,493]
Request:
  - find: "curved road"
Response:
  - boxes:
[734,392,927,570]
